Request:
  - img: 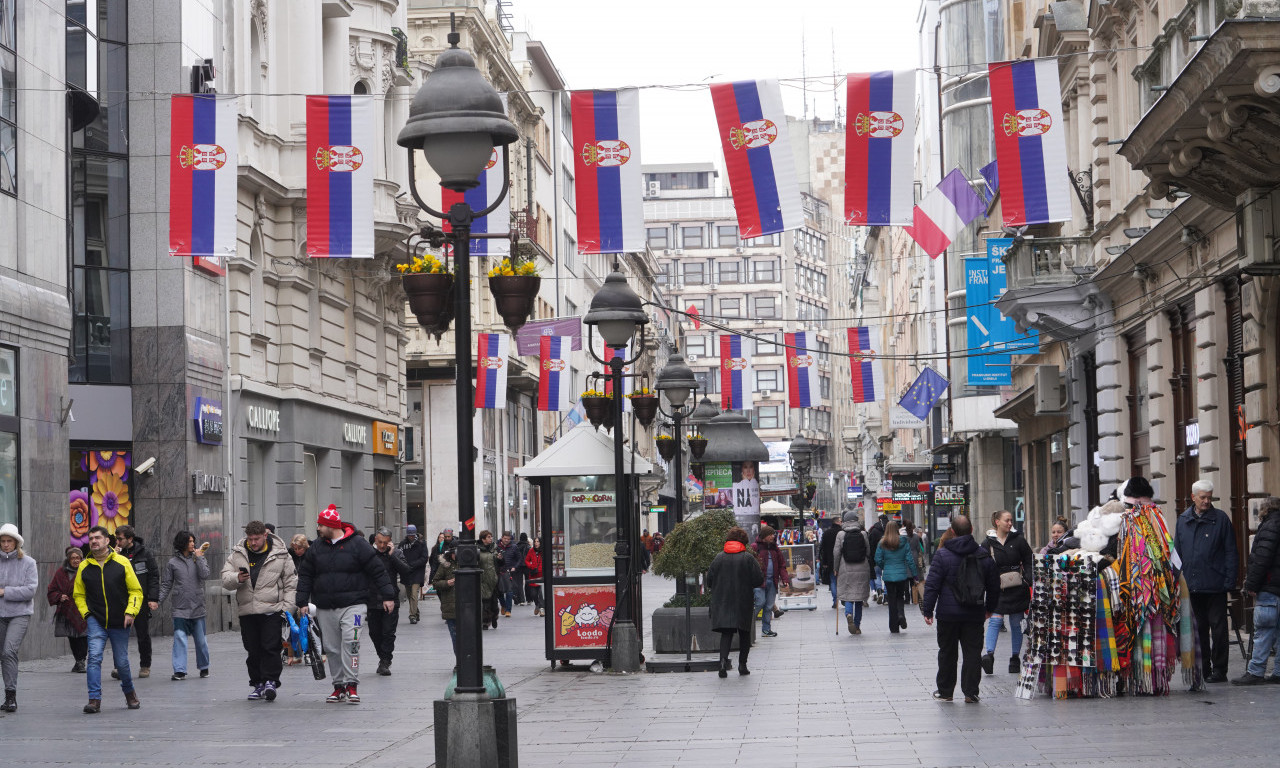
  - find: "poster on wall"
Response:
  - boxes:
[703,462,733,509]
[70,450,132,546]
[552,584,617,650]
[732,460,761,536]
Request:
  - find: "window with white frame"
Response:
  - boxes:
[716,224,739,248]
[719,297,741,317]
[751,405,781,430]
[647,227,669,249]
[755,334,779,355]
[753,295,777,318]
[683,261,705,285]
[681,226,704,249]
[755,368,780,391]
[753,260,777,282]
[685,335,706,358]
[718,261,740,284]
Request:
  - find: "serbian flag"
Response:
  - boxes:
[847,327,884,404]
[474,333,510,410]
[719,335,753,411]
[988,58,1072,227]
[905,168,987,258]
[709,79,803,237]
[538,336,572,412]
[844,71,916,225]
[169,95,238,260]
[440,147,510,257]
[572,88,644,254]
[602,345,631,411]
[784,331,821,408]
[307,95,375,257]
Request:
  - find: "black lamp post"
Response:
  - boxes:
[790,436,814,513]
[654,353,698,530]
[583,270,649,673]
[397,20,518,768]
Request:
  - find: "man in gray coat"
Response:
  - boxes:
[833,510,872,635]
[158,531,211,680]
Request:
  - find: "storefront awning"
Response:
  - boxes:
[515,423,655,478]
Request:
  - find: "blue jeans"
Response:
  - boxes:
[444,618,458,656]
[843,600,864,626]
[829,572,839,604]
[86,616,133,699]
[984,612,1024,656]
[172,617,210,675]
[753,581,779,633]
[499,589,513,613]
[1247,592,1279,678]
[872,566,884,594]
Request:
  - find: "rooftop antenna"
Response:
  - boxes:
[831,30,840,126]
[801,25,808,120]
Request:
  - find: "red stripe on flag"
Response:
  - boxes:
[306,97,332,256]
[906,205,951,258]
[571,91,600,255]
[709,84,761,235]
[538,336,553,411]
[168,96,195,255]
[844,74,871,225]
[988,62,1027,228]
[475,334,490,409]
[719,335,734,411]
[785,333,802,409]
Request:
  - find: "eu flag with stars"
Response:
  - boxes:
[899,367,949,421]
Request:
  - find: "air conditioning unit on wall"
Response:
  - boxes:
[1035,364,1067,415]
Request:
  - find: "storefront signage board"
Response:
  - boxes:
[193,397,223,445]
[551,584,616,650]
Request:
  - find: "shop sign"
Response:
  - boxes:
[933,484,967,506]
[372,420,398,456]
[193,397,223,445]
[342,422,368,447]
[891,474,928,504]
[568,492,615,506]
[649,505,667,516]
[192,471,229,495]
[890,405,926,429]
[1185,422,1199,458]
[246,405,280,433]
[552,584,616,650]
[876,496,901,513]
[0,348,14,418]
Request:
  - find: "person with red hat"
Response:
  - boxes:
[296,505,395,704]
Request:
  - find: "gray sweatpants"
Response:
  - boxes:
[1,615,30,691]
[315,605,364,686]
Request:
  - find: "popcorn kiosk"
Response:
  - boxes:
[515,423,655,668]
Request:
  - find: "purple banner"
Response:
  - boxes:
[515,317,582,356]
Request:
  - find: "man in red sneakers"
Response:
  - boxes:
[296,505,395,703]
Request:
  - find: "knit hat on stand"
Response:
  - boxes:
[317,504,343,529]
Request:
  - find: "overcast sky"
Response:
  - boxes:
[514,0,923,167]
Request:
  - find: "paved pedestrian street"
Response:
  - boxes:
[3,574,1277,768]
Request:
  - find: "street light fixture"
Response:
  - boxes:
[583,270,650,674]
[790,436,815,513]
[397,18,518,768]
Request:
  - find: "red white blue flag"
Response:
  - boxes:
[784,332,821,409]
[538,335,572,412]
[307,95,375,258]
[988,58,1071,227]
[719,335,753,411]
[709,79,802,237]
[845,71,916,226]
[441,147,510,258]
[572,88,644,254]
[905,168,987,258]
[169,95,238,261]
[602,345,631,411]
[474,333,510,410]
[847,327,884,404]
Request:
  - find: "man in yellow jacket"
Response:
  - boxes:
[73,525,143,713]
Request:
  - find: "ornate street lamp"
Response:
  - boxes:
[654,352,698,531]
[397,19,517,768]
[790,436,815,512]
[583,270,649,674]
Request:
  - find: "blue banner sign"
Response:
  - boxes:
[966,238,1039,386]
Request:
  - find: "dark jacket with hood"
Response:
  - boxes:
[921,534,1000,623]
[432,559,456,620]
[1175,505,1238,593]
[819,523,840,582]
[981,529,1034,614]
[397,534,430,585]
[707,541,764,632]
[369,544,413,609]
[120,538,160,605]
[1244,507,1280,597]
[296,524,395,610]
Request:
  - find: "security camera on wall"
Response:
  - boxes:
[135,457,157,476]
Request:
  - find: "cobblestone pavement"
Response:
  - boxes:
[3,573,1277,767]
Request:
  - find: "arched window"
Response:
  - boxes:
[250,20,266,120]
[354,81,369,95]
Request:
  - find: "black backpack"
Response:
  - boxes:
[841,530,868,564]
[949,551,987,608]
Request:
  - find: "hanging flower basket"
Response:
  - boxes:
[403,273,455,340]
[687,435,708,460]
[804,482,817,502]
[488,275,541,331]
[580,393,611,429]
[655,436,678,462]
[629,394,659,428]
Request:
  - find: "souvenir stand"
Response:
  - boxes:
[515,423,655,669]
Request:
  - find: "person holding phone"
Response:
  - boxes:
[221,520,296,701]
[158,531,211,681]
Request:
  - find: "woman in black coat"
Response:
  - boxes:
[706,527,764,678]
[980,509,1034,675]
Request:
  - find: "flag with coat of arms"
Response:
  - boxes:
[719,334,753,411]
[572,88,644,254]
[602,345,631,412]
[168,95,238,262]
[847,327,884,404]
[538,336,573,412]
[844,70,916,226]
[899,367,949,422]
[784,331,821,408]
[474,333,510,409]
[987,58,1071,227]
[709,79,803,237]
[306,95,376,257]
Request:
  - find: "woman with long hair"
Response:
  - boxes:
[48,545,90,673]
[873,522,918,633]
[707,527,764,677]
[980,510,1034,675]
[525,537,545,616]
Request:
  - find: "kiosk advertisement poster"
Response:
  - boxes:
[552,584,617,650]
[778,543,817,611]
[732,460,761,529]
[704,462,733,509]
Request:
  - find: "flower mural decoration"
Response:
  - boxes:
[84,450,130,479]
[69,488,95,547]
[92,470,130,535]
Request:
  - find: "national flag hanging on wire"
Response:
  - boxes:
[474,333,510,409]
[169,95,238,262]
[306,95,376,258]
[439,93,509,257]
[602,345,631,411]
[687,304,701,330]
[709,79,803,236]
[987,58,1072,227]
[784,331,821,408]
[571,88,644,254]
[537,335,573,412]
[719,335,753,411]
[846,327,884,404]
[904,168,987,258]
[844,71,916,225]
[899,367,949,422]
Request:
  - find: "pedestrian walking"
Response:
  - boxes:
[833,510,872,635]
[707,526,764,678]
[867,514,889,604]
[158,531,211,681]
[640,529,653,573]
[979,510,1034,675]
[525,537,545,616]
[432,548,458,654]
[289,534,310,570]
[1175,479,1237,683]
[904,520,928,605]
[751,525,789,637]
[368,527,412,676]
[48,545,90,673]
[874,521,919,633]
[114,525,159,679]
[296,505,395,704]
[398,525,429,624]
[921,514,1000,703]
[820,518,841,608]
[478,530,500,629]
[428,530,454,591]
[513,532,532,604]
[220,520,297,702]
[0,523,38,712]
[497,531,519,615]
[73,525,143,713]
[1233,496,1280,685]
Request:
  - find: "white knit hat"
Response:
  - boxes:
[0,523,23,548]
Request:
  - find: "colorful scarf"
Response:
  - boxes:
[1096,571,1119,673]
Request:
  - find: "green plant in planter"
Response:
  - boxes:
[651,508,735,598]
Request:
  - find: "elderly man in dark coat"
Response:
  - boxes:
[707,526,764,678]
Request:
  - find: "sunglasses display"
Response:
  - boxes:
[1017,553,1106,700]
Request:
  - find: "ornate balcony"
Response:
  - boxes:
[995,236,1104,342]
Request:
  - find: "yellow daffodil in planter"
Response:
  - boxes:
[627,386,660,428]
[687,432,709,460]
[487,253,541,331]
[399,254,455,340]
[579,388,613,431]
[655,433,678,462]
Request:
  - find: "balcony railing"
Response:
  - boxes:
[1004,236,1090,291]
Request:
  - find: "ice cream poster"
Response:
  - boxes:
[552,584,617,650]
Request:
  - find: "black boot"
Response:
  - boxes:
[2,689,15,712]
[738,646,751,676]
[718,656,729,678]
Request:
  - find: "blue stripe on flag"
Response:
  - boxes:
[730,335,745,408]
[732,82,784,234]
[328,97,354,256]
[466,172,489,254]
[1010,63,1049,224]
[865,71,895,225]
[593,91,624,252]
[857,361,876,400]
[190,97,217,256]
[796,332,813,407]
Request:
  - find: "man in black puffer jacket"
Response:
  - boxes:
[921,514,1000,703]
[1233,496,1280,685]
[397,525,429,625]
[115,526,159,678]
[820,519,841,608]
[296,505,395,704]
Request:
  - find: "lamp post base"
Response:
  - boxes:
[610,620,642,673]
[433,692,518,768]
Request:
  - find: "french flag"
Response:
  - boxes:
[719,335,753,411]
[442,148,510,258]
[169,95,238,259]
[988,58,1071,227]
[572,88,644,254]
[709,79,802,237]
[847,327,884,404]
[538,335,572,412]
[844,71,915,226]
[474,333,510,410]
[905,168,986,258]
[784,332,821,409]
[306,95,375,258]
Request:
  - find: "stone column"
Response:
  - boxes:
[1067,352,1091,515]
[1194,284,1229,496]
[1241,275,1276,530]
[1146,312,1175,503]
[1094,323,1128,493]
